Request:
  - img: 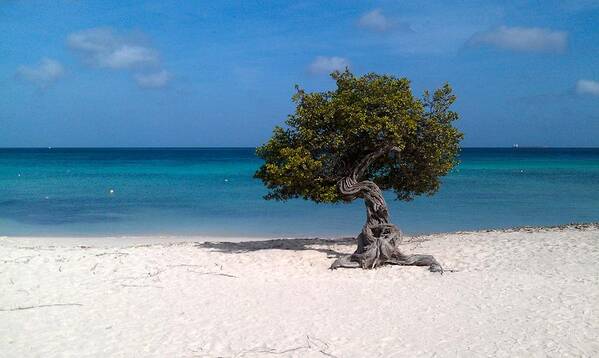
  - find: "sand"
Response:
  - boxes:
[1,224,598,357]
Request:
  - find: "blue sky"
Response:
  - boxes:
[1,1,598,147]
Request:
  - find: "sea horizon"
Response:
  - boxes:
[2,146,599,149]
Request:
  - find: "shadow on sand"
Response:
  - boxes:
[195,237,356,258]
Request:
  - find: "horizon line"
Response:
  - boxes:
[1,146,599,150]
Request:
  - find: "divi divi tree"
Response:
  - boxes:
[255,70,463,272]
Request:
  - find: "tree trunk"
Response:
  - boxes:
[330,148,444,273]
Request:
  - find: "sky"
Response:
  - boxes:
[1,1,599,147]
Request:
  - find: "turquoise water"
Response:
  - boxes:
[0,148,598,237]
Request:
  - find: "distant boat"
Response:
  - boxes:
[512,144,519,148]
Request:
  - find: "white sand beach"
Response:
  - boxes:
[1,224,598,357]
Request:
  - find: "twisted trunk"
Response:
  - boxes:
[330,147,443,272]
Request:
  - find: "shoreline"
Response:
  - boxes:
[1,223,598,356]
[2,222,598,247]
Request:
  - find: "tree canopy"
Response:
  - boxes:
[255,70,463,204]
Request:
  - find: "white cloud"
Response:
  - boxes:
[358,9,392,32]
[134,70,171,88]
[67,27,171,89]
[308,56,350,75]
[351,3,503,55]
[576,79,599,96]
[67,27,158,69]
[467,26,567,53]
[101,45,158,69]
[16,58,64,87]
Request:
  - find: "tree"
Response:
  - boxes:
[255,70,463,272]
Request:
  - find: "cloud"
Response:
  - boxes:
[358,9,392,32]
[467,26,567,53]
[351,3,503,55]
[358,9,412,33]
[576,79,599,96]
[67,27,171,89]
[67,28,158,69]
[100,45,158,69]
[308,56,350,75]
[134,70,171,88]
[16,58,64,87]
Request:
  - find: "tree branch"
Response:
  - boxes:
[350,144,399,180]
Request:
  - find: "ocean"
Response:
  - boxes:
[0,148,598,237]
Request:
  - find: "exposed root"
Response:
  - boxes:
[330,224,443,273]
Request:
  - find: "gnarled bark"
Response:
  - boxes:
[330,147,444,273]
